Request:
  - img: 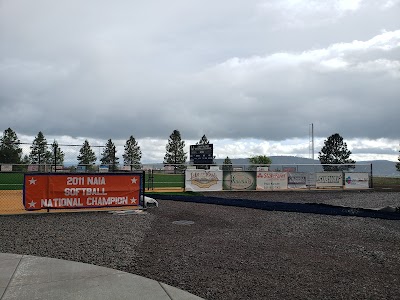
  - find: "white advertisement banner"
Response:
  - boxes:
[1,164,12,172]
[307,173,316,188]
[99,165,109,173]
[344,173,370,189]
[185,170,223,192]
[316,172,343,188]
[257,167,269,171]
[288,173,307,189]
[257,172,288,190]
[27,165,39,172]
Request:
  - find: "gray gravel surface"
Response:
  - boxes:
[203,190,400,209]
[1,191,400,300]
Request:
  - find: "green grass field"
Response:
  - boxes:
[0,173,24,190]
[0,172,185,190]
[372,177,400,187]
[145,173,185,188]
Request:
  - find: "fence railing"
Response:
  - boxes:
[0,163,373,214]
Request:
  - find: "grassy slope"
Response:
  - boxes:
[372,177,400,188]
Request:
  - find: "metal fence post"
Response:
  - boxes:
[370,163,373,189]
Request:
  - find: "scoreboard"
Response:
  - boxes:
[190,144,213,165]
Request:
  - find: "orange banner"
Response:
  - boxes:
[23,173,142,210]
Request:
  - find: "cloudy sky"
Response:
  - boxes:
[1,0,399,164]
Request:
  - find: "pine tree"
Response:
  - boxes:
[196,134,210,145]
[195,134,215,168]
[396,148,400,172]
[222,156,233,171]
[164,130,187,172]
[123,136,142,170]
[0,128,22,164]
[77,140,97,170]
[50,140,65,167]
[248,155,272,170]
[318,133,356,171]
[29,131,52,170]
[21,155,30,164]
[100,139,119,171]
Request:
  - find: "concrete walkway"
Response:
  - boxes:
[0,253,205,300]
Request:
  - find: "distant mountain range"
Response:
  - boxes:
[211,156,400,177]
[142,156,399,177]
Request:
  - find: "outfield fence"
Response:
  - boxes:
[0,161,374,214]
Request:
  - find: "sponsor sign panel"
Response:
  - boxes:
[256,167,269,171]
[1,164,12,172]
[23,173,141,210]
[27,165,39,172]
[344,173,369,189]
[76,166,86,173]
[99,165,109,173]
[185,169,222,192]
[223,171,256,190]
[316,172,343,188]
[51,165,64,172]
[287,172,307,189]
[307,173,316,188]
[256,172,288,190]
[164,165,175,174]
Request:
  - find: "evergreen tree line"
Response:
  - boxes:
[1,127,398,172]
[0,128,142,171]
[0,128,221,171]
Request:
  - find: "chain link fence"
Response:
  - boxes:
[0,141,374,214]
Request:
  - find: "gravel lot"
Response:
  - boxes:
[1,190,400,300]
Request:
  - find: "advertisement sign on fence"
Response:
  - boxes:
[99,165,109,173]
[256,172,288,190]
[316,172,343,188]
[76,166,86,172]
[257,167,269,171]
[23,173,142,210]
[307,173,316,188]
[27,165,39,172]
[344,173,369,189]
[185,169,222,192]
[287,173,307,189]
[223,171,256,190]
[1,164,12,172]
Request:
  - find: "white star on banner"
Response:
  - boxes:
[131,178,137,184]
[28,201,36,208]
[29,177,37,185]
[130,197,137,204]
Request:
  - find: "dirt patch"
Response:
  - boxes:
[0,190,24,213]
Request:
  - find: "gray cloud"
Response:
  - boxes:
[0,0,399,146]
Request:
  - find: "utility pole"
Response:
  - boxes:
[309,123,314,160]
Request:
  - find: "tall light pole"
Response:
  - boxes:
[309,123,314,160]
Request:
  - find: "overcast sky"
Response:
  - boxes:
[1,0,399,163]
